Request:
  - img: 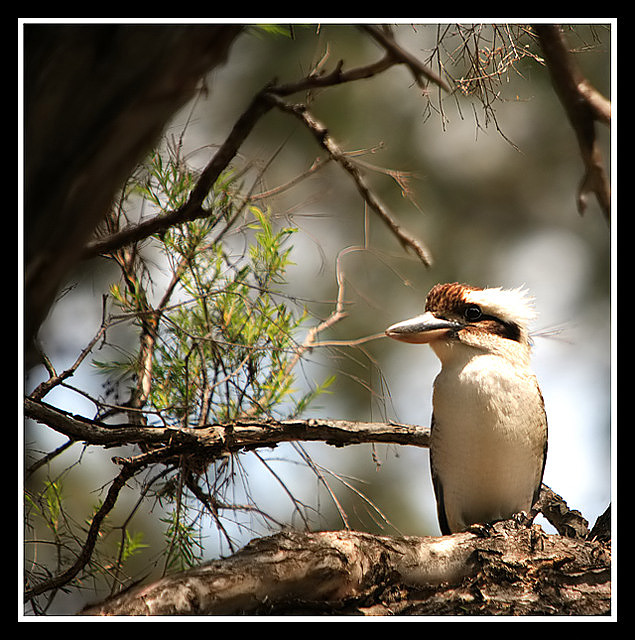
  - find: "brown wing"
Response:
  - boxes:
[430,413,452,535]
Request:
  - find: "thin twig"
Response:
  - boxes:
[30,295,110,401]
[360,25,452,92]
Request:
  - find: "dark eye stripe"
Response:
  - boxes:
[474,317,522,342]
[425,283,524,343]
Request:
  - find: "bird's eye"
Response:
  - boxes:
[464,305,482,321]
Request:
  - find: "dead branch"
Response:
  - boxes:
[360,25,451,92]
[266,94,433,266]
[533,484,591,539]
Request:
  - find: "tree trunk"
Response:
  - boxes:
[23,24,243,360]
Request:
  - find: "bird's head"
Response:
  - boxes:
[385,282,537,361]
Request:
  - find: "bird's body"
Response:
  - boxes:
[386,282,547,535]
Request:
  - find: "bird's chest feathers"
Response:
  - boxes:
[429,349,546,532]
[432,352,538,442]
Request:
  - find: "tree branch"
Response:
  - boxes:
[80,518,611,616]
[360,24,451,92]
[83,37,439,265]
[533,24,611,221]
[81,88,276,259]
[533,483,590,539]
[24,397,431,456]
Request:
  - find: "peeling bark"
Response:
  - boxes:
[81,519,611,617]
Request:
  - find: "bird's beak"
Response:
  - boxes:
[385,311,461,344]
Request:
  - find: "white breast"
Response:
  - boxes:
[430,351,546,533]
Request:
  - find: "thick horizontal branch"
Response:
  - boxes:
[80,518,611,616]
[24,397,600,541]
[24,397,431,458]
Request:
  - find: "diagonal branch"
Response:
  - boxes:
[82,90,275,259]
[533,24,611,221]
[266,93,433,266]
[360,24,451,92]
[84,37,443,264]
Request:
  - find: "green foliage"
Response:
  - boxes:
[161,509,204,573]
[26,143,335,600]
[117,530,149,564]
[25,480,63,535]
[247,24,310,39]
[149,204,315,425]
[42,480,63,532]
[100,144,328,426]
[93,143,333,560]
[136,147,199,212]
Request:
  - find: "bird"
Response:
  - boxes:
[385,282,548,535]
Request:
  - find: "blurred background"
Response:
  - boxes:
[24,22,613,613]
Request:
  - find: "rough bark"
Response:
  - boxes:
[25,400,611,617]
[24,397,431,455]
[80,519,611,616]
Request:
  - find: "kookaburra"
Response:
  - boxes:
[385,282,547,535]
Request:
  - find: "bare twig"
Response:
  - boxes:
[30,295,110,401]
